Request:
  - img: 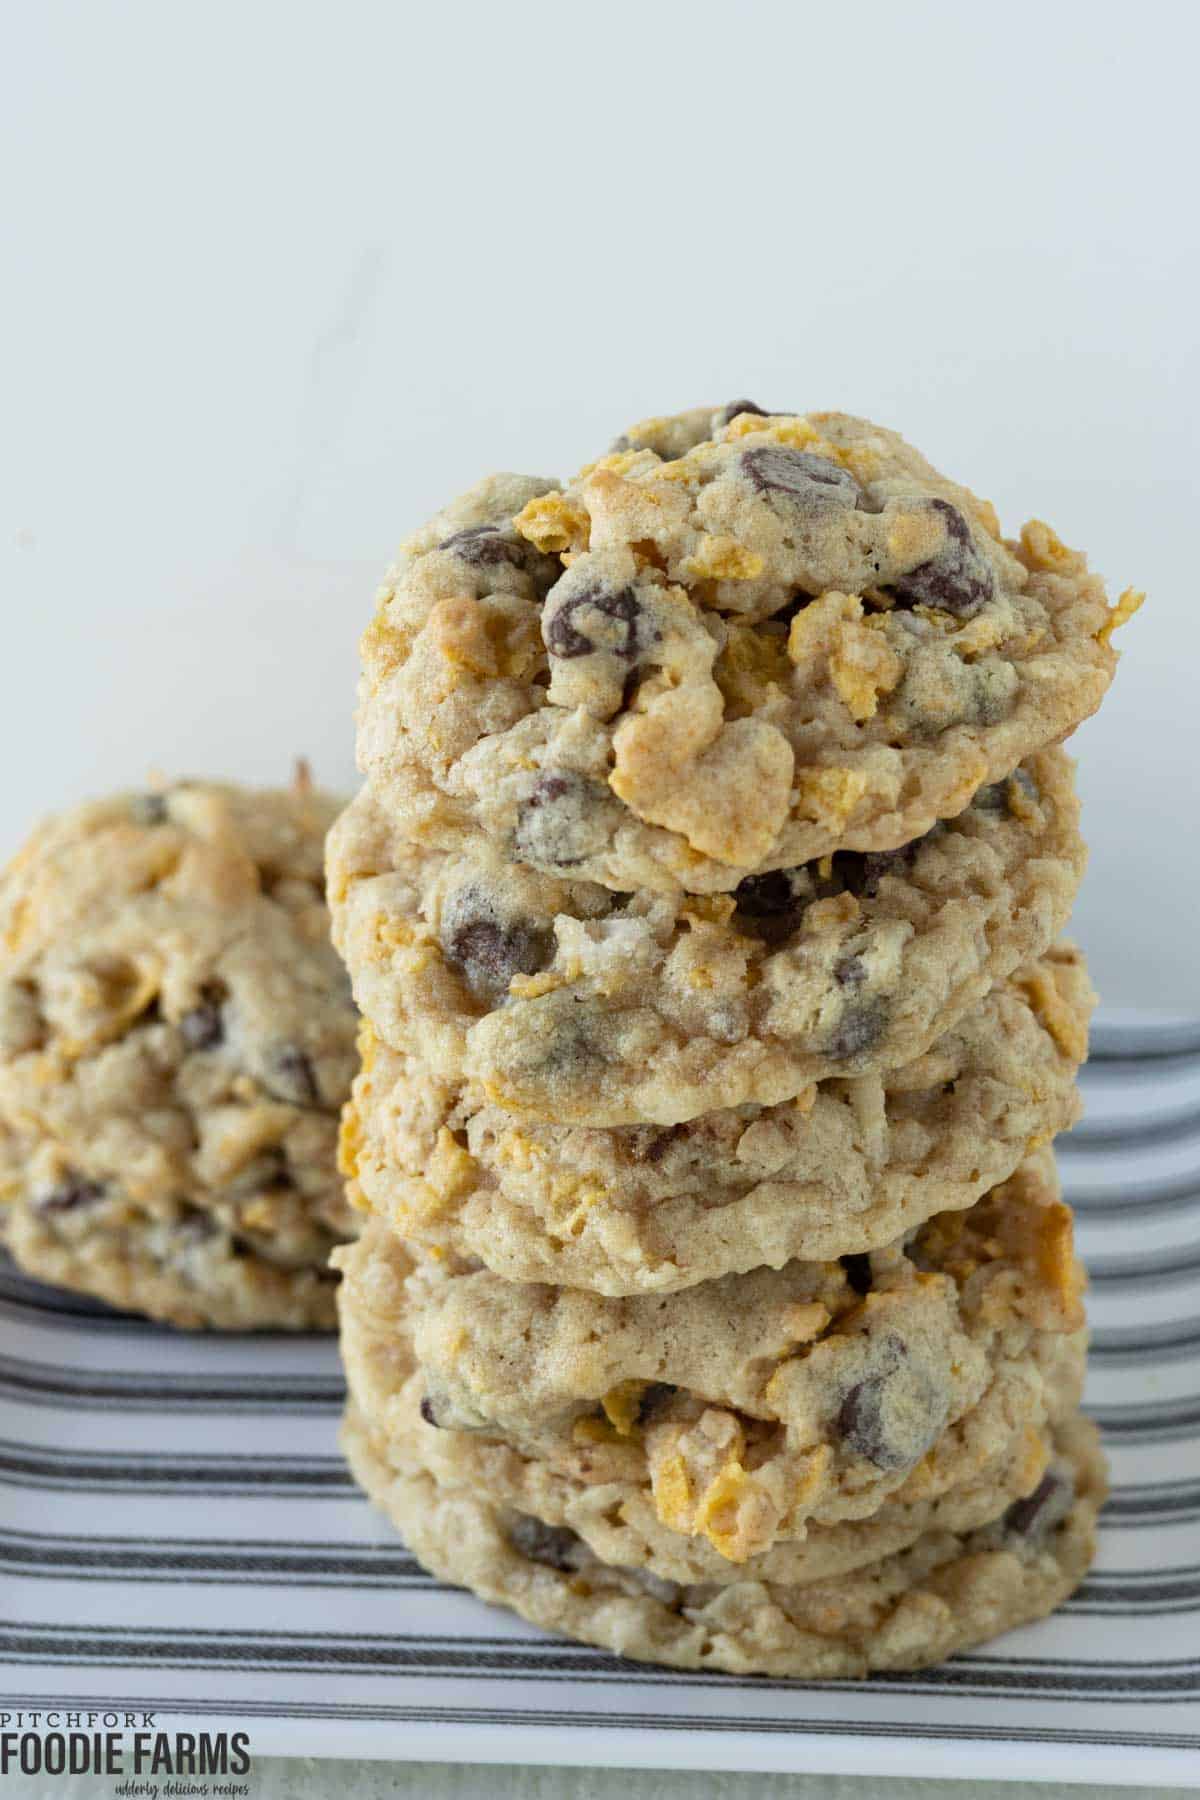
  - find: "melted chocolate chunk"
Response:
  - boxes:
[440,886,551,1004]
[827,998,886,1061]
[740,447,859,510]
[733,870,794,918]
[506,1514,581,1572]
[836,1337,945,1471]
[834,843,917,901]
[733,834,932,952]
[732,870,802,945]
[837,1375,897,1467]
[840,1253,873,1296]
[419,1394,440,1428]
[1004,1468,1074,1539]
[834,954,867,988]
[638,1124,688,1165]
[636,1382,680,1425]
[512,772,611,870]
[974,767,1041,816]
[37,1176,105,1215]
[438,524,530,570]
[888,500,995,619]
[544,584,642,661]
[620,664,648,712]
[266,1044,320,1106]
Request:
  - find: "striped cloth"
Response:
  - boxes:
[1,1015,1197,1787]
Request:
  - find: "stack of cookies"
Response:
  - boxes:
[332,403,1138,1675]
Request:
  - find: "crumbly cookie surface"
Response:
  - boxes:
[340,945,1091,1293]
[337,1155,1085,1560]
[343,1402,1105,1677]
[2,1182,340,1329]
[338,1212,1085,1588]
[0,779,359,1328]
[330,750,1084,1124]
[357,405,1136,893]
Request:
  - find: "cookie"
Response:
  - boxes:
[0,777,359,1328]
[343,945,1091,1293]
[338,1216,1085,1588]
[1,1175,341,1330]
[356,405,1137,893]
[329,750,1084,1124]
[336,1154,1085,1560]
[343,1402,1105,1677]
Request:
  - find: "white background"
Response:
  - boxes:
[3,0,1197,1008]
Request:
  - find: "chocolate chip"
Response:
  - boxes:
[512,772,612,870]
[840,1253,873,1295]
[440,886,551,1004]
[180,989,224,1051]
[638,1125,688,1165]
[838,1375,900,1468]
[266,1044,320,1106]
[974,767,1041,816]
[438,524,530,570]
[827,998,886,1062]
[544,584,642,661]
[130,793,169,825]
[732,870,801,945]
[620,665,648,712]
[888,500,994,619]
[716,398,770,425]
[734,870,794,917]
[834,954,867,988]
[419,1394,440,1428]
[636,1382,680,1425]
[506,1514,581,1572]
[1004,1468,1074,1540]
[740,447,859,510]
[835,836,930,900]
[531,1000,605,1077]
[36,1176,105,1215]
[522,773,572,807]
[836,1340,945,1471]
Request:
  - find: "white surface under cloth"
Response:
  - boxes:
[1,1014,1199,1790]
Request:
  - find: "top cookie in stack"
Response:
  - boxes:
[333,403,1137,1676]
[352,404,1131,892]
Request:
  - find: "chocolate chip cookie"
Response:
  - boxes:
[339,1205,1085,1589]
[330,749,1084,1124]
[0,778,359,1328]
[339,944,1091,1293]
[338,1154,1085,1560]
[343,1400,1105,1676]
[357,405,1138,893]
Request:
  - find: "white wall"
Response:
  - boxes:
[3,0,1196,1008]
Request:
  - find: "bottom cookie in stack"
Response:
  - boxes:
[345,1405,1103,1678]
[336,1153,1105,1674]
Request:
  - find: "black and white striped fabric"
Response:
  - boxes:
[2,1015,1198,1786]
